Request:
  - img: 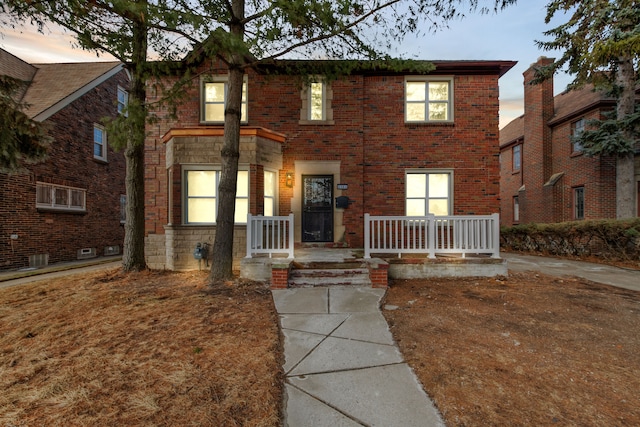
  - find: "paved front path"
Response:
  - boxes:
[272,286,445,427]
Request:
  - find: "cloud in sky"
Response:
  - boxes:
[1,1,574,129]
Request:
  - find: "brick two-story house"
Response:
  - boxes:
[500,57,640,227]
[144,58,516,270]
[0,49,128,270]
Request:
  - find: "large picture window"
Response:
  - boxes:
[184,169,249,224]
[36,182,86,212]
[406,171,452,216]
[405,77,453,123]
[201,77,247,123]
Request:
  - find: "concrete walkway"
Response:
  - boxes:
[0,256,122,289]
[272,286,444,427]
[502,252,640,292]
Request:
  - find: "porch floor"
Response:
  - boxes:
[240,248,507,286]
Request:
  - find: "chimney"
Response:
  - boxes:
[522,57,555,223]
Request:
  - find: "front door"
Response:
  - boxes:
[302,175,333,242]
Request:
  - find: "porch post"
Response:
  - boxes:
[491,213,500,258]
[287,213,294,258]
[364,213,371,258]
[427,214,436,259]
[245,213,253,258]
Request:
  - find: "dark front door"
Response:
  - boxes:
[302,175,333,242]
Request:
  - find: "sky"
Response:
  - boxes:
[0,1,573,129]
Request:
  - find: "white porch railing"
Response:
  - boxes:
[246,213,294,258]
[364,213,500,259]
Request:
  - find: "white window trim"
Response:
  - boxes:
[404,76,454,123]
[93,124,107,162]
[200,75,248,124]
[182,165,250,225]
[36,182,86,212]
[299,77,334,125]
[405,169,454,216]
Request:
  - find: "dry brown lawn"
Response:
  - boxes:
[383,272,640,426]
[0,269,283,427]
[2,263,639,426]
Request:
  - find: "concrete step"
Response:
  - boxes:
[288,267,372,287]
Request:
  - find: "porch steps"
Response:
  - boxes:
[288,262,372,287]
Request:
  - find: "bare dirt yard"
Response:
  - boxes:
[383,272,640,426]
[2,263,639,426]
[0,269,283,427]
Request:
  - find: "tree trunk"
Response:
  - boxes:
[615,57,636,219]
[122,2,148,271]
[209,0,245,282]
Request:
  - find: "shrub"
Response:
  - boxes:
[501,218,640,261]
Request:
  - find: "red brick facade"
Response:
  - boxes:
[500,57,632,227]
[144,59,514,269]
[0,69,128,270]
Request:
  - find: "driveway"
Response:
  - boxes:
[502,252,640,292]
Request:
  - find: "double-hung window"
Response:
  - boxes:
[264,170,277,216]
[184,169,249,224]
[36,182,86,212]
[117,86,128,116]
[201,76,247,123]
[300,78,333,124]
[513,144,521,171]
[406,171,452,216]
[93,124,107,161]
[574,186,585,220]
[405,77,453,123]
[571,118,585,153]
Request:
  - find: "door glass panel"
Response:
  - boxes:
[302,175,333,242]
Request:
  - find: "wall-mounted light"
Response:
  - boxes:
[285,172,294,188]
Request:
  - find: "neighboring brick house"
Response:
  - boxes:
[500,57,640,227]
[0,49,128,270]
[144,58,516,270]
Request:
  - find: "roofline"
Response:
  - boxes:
[255,59,517,77]
[33,62,124,122]
[548,98,617,127]
[500,135,524,150]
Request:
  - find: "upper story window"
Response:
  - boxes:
[405,77,454,123]
[93,124,107,162]
[201,76,247,123]
[36,182,86,212]
[117,86,128,116]
[184,168,249,224]
[300,78,334,124]
[513,144,521,171]
[406,170,452,216]
[571,118,585,153]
